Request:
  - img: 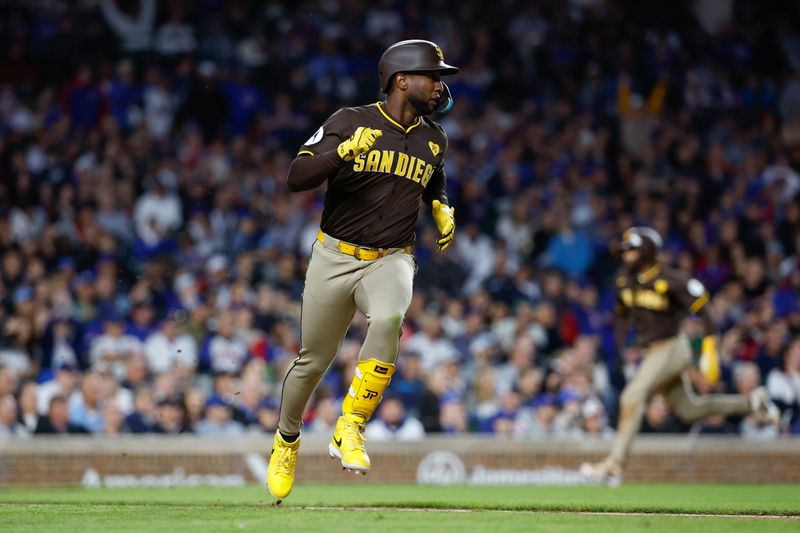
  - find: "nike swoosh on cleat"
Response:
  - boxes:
[333,436,342,447]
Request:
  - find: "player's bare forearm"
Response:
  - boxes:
[287,150,345,192]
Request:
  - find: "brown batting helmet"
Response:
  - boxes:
[621,226,662,269]
[378,39,459,93]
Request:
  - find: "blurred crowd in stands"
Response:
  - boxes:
[1,0,800,440]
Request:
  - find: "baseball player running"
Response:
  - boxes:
[267,40,458,501]
[581,227,780,486]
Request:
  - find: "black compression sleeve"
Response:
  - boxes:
[287,150,346,192]
[422,166,448,205]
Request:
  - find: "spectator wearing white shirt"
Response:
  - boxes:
[0,394,28,437]
[16,381,39,433]
[99,371,134,416]
[43,317,80,371]
[767,338,800,428]
[494,335,537,397]
[202,312,249,374]
[404,314,459,372]
[454,222,496,295]
[133,178,182,248]
[101,0,156,53]
[365,396,425,441]
[496,197,535,263]
[37,364,78,415]
[101,399,128,435]
[735,362,779,440]
[144,318,198,374]
[143,67,176,140]
[153,5,197,56]
[762,161,800,205]
[89,315,144,380]
[10,203,47,245]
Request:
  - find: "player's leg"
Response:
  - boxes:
[329,251,415,472]
[582,336,689,484]
[353,251,415,366]
[609,340,688,463]
[666,372,749,421]
[269,242,357,498]
[667,372,779,425]
[277,242,359,436]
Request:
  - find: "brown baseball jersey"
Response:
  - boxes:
[295,102,449,248]
[614,263,711,346]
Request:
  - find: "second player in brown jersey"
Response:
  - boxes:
[614,254,713,348]
[581,227,780,486]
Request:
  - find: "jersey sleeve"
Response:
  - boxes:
[614,271,630,317]
[422,130,449,205]
[422,164,448,205]
[671,274,711,314]
[297,108,354,156]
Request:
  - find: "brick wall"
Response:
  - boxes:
[1,435,798,485]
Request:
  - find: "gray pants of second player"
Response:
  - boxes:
[277,237,415,436]
[608,335,751,465]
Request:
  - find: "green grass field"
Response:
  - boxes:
[1,484,799,532]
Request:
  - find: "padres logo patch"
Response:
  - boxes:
[428,141,440,156]
[435,45,444,61]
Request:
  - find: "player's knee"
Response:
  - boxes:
[290,355,330,380]
[670,400,700,422]
[620,387,646,410]
[368,312,404,340]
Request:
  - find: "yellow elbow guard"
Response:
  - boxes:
[699,335,720,386]
[342,358,396,420]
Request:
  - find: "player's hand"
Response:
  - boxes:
[432,199,455,251]
[337,127,382,161]
[699,335,720,386]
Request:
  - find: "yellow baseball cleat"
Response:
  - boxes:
[267,432,300,500]
[328,413,370,473]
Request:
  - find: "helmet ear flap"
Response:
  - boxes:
[436,82,453,114]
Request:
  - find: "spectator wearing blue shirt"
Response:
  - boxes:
[104,60,142,131]
[65,65,101,130]
[221,67,267,136]
[542,219,594,278]
[196,395,245,437]
[68,372,104,433]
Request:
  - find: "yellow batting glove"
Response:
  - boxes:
[431,199,455,251]
[699,335,720,386]
[337,127,382,161]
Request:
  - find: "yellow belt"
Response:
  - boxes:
[317,230,411,261]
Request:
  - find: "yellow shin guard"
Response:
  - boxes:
[342,358,396,419]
